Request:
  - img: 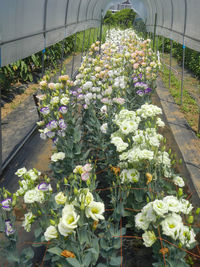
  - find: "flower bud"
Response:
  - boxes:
[57,183,60,190]
[178,243,182,248]
[179,159,183,164]
[178,188,183,197]
[86,179,91,186]
[50,219,56,226]
[38,210,42,215]
[74,188,78,195]
[64,178,68,185]
[187,216,194,224]
[195,208,200,215]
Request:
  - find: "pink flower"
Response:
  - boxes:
[81,172,90,181]
[83,163,92,172]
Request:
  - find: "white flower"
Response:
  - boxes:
[51,152,65,162]
[100,123,108,134]
[111,137,128,152]
[142,231,157,247]
[120,168,140,183]
[26,169,38,181]
[173,176,185,187]
[24,188,44,204]
[152,199,168,217]
[142,202,156,223]
[16,179,28,196]
[79,189,94,206]
[179,225,196,248]
[156,118,165,127]
[85,201,105,221]
[163,196,181,213]
[22,212,35,232]
[15,167,27,177]
[58,210,80,237]
[161,213,183,240]
[50,96,59,105]
[135,212,149,231]
[100,105,107,114]
[180,199,193,215]
[62,204,75,216]
[60,97,69,105]
[44,226,58,241]
[55,192,67,205]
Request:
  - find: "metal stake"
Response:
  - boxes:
[81,30,85,62]
[162,36,165,72]
[180,43,186,105]
[169,39,173,89]
[99,9,103,55]
[60,39,65,75]
[71,32,77,78]
[0,87,2,175]
[153,13,157,52]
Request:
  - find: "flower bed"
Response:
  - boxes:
[0,28,200,267]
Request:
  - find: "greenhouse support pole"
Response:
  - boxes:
[153,13,157,52]
[169,39,173,89]
[81,30,85,62]
[71,32,77,79]
[93,28,96,43]
[42,0,48,77]
[60,39,65,75]
[99,10,103,55]
[162,36,165,72]
[198,112,200,134]
[180,42,185,105]
[181,0,187,105]
[0,84,2,175]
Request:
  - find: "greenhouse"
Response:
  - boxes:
[0,0,200,266]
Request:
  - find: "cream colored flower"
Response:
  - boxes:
[85,201,105,221]
[58,211,80,237]
[44,226,58,241]
[51,152,65,162]
[55,192,67,205]
[142,231,157,247]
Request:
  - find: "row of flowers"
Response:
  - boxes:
[0,28,199,267]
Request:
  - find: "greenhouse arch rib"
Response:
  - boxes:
[1,0,200,67]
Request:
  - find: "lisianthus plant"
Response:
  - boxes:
[135,196,198,267]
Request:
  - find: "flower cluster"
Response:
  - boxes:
[44,188,105,241]
[135,196,196,248]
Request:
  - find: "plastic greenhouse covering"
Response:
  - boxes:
[1,0,200,67]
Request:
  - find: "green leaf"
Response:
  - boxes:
[48,246,62,256]
[73,128,81,143]
[83,252,92,266]
[110,256,122,266]
[34,227,42,238]
[97,264,108,267]
[66,257,83,267]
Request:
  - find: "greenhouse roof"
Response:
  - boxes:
[0,0,200,67]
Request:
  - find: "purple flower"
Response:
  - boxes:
[46,131,55,138]
[144,88,152,94]
[138,73,143,79]
[5,220,15,236]
[59,119,67,130]
[38,183,50,191]
[59,106,67,114]
[71,91,78,96]
[1,198,12,211]
[136,90,144,96]
[132,77,138,83]
[46,120,57,130]
[40,107,50,115]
